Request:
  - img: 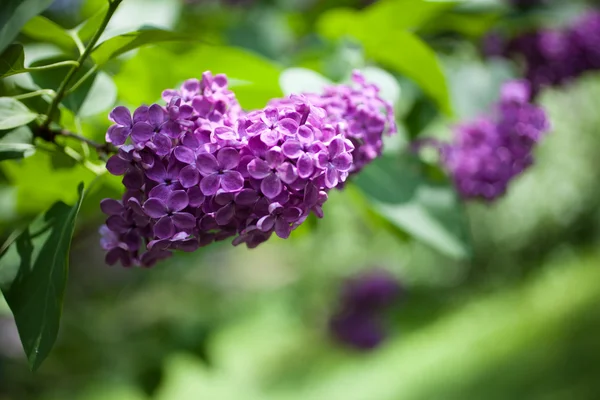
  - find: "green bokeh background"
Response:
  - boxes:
[2,0,600,399]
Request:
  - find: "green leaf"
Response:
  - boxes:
[0,44,26,78]
[0,97,38,130]
[316,0,453,115]
[91,28,193,66]
[352,154,471,259]
[113,45,282,110]
[21,16,75,51]
[279,67,332,96]
[0,126,35,161]
[0,183,84,371]
[76,4,108,43]
[0,0,55,53]
[404,94,439,139]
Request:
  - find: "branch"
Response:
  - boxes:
[36,125,117,159]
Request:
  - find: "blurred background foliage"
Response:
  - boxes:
[2,0,600,399]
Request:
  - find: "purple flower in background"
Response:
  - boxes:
[100,71,396,267]
[439,80,550,201]
[329,269,402,351]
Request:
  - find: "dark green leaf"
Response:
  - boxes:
[0,126,35,161]
[404,94,439,139]
[0,0,55,53]
[0,44,26,78]
[91,28,193,66]
[352,154,471,259]
[21,16,76,51]
[0,183,84,371]
[0,97,38,130]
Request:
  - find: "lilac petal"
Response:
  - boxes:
[172,212,196,230]
[196,153,219,176]
[221,171,244,192]
[329,137,345,157]
[176,239,199,252]
[278,118,299,135]
[122,170,144,189]
[304,182,319,207]
[281,140,303,158]
[316,151,329,169]
[149,104,166,126]
[107,125,129,145]
[131,122,154,143]
[247,158,271,179]
[106,215,130,233]
[106,155,129,175]
[215,203,235,225]
[263,107,279,124]
[214,126,237,141]
[174,146,196,164]
[261,173,282,199]
[149,184,171,201]
[110,106,132,126]
[144,198,168,218]
[214,191,234,206]
[235,189,259,205]
[179,104,194,119]
[100,199,123,215]
[127,197,145,216]
[265,147,284,167]
[332,152,353,171]
[260,129,280,147]
[257,215,275,232]
[153,133,172,156]
[277,162,297,184]
[282,207,302,221]
[105,248,129,266]
[274,218,292,239]
[325,166,339,188]
[217,147,240,170]
[179,165,200,188]
[298,125,314,142]
[192,97,212,116]
[187,186,205,207]
[200,174,221,196]
[297,153,314,179]
[154,216,175,239]
[145,162,167,182]
[133,105,148,123]
[247,121,267,134]
[167,190,189,212]
[182,132,201,149]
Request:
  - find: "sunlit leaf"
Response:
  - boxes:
[76,4,108,43]
[91,28,192,66]
[0,0,55,53]
[279,67,332,96]
[0,44,27,78]
[21,16,75,52]
[0,183,84,371]
[113,45,282,109]
[0,126,35,162]
[352,154,471,259]
[0,97,38,130]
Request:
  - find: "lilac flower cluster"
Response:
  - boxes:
[329,269,402,350]
[440,80,550,201]
[484,11,600,96]
[99,71,396,267]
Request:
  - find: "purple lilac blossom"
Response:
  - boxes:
[484,11,600,96]
[440,80,550,201]
[100,71,396,267]
[329,269,401,351]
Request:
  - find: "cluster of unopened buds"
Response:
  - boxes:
[100,71,396,267]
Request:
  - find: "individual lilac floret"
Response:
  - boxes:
[100,70,395,267]
[440,80,550,201]
[329,269,402,351]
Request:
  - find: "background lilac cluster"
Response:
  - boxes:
[100,71,396,267]
[329,269,402,350]
[440,80,550,201]
[484,12,600,97]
